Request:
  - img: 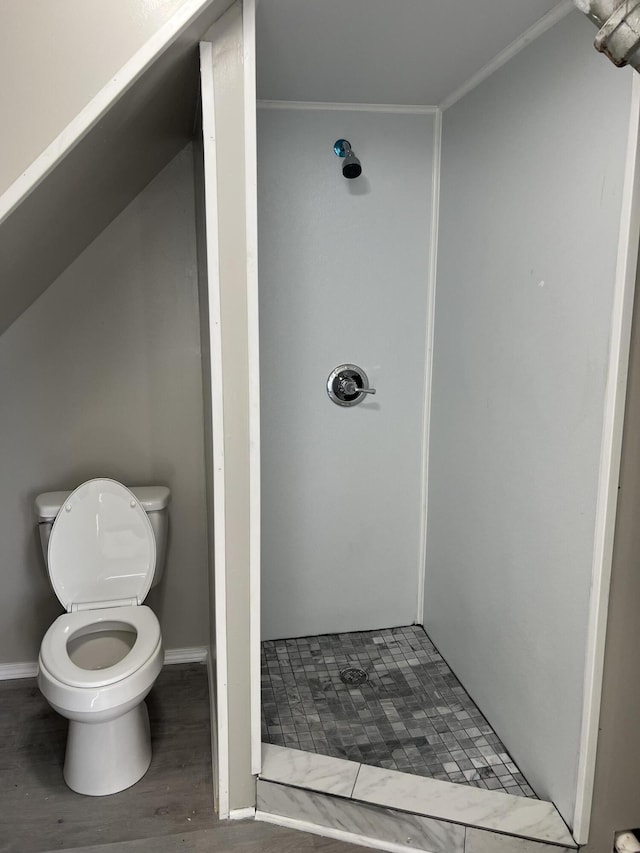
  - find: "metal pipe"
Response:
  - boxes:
[574,0,640,71]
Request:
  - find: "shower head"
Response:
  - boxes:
[333,138,362,179]
[342,149,362,179]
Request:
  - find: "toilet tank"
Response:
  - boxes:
[35,484,171,588]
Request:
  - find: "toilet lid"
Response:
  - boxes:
[48,478,156,612]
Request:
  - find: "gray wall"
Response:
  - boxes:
[258,107,433,640]
[0,144,210,663]
[424,12,633,825]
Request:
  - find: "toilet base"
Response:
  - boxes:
[63,701,152,796]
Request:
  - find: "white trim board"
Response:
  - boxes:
[572,74,640,845]
[439,0,575,111]
[243,0,263,781]
[0,646,209,681]
[257,100,438,115]
[256,810,435,853]
[0,662,38,680]
[205,642,220,816]
[198,37,231,821]
[229,807,257,820]
[416,109,442,627]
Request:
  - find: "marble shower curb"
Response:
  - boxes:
[258,744,576,852]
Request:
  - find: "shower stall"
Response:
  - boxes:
[255,5,640,846]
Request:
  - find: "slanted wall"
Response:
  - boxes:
[0,0,188,197]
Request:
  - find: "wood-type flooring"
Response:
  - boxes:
[0,663,367,853]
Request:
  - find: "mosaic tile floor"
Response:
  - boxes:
[261,625,536,798]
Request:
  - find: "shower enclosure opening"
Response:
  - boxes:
[255,1,639,845]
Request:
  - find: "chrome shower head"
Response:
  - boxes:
[333,138,362,179]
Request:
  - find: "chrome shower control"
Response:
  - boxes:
[327,364,376,407]
[341,378,376,397]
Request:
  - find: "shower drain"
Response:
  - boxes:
[339,667,368,686]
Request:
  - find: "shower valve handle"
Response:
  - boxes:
[341,378,376,396]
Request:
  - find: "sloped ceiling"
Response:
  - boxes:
[0,0,234,337]
[257,0,569,105]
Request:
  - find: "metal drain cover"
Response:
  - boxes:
[340,667,368,686]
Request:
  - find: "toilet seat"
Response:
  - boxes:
[47,478,156,612]
[39,605,161,689]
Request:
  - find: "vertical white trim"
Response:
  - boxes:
[199,39,230,821]
[205,647,220,813]
[0,662,38,679]
[572,74,640,845]
[163,646,209,665]
[242,0,262,779]
[416,109,442,626]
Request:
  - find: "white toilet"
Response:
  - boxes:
[35,478,170,796]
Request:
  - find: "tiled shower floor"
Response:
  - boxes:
[261,625,536,798]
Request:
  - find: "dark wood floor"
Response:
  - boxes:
[0,663,368,853]
[54,825,375,852]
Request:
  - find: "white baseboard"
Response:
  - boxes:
[0,662,38,680]
[0,646,209,680]
[255,810,436,853]
[229,807,256,821]
[164,646,208,665]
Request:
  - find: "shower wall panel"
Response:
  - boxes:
[258,107,434,640]
[425,12,634,826]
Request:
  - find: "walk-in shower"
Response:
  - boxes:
[257,2,637,842]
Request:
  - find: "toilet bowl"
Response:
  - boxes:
[36,478,169,796]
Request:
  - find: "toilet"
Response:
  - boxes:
[35,478,170,796]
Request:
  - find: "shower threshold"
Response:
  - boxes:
[259,626,575,850]
[257,743,575,850]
